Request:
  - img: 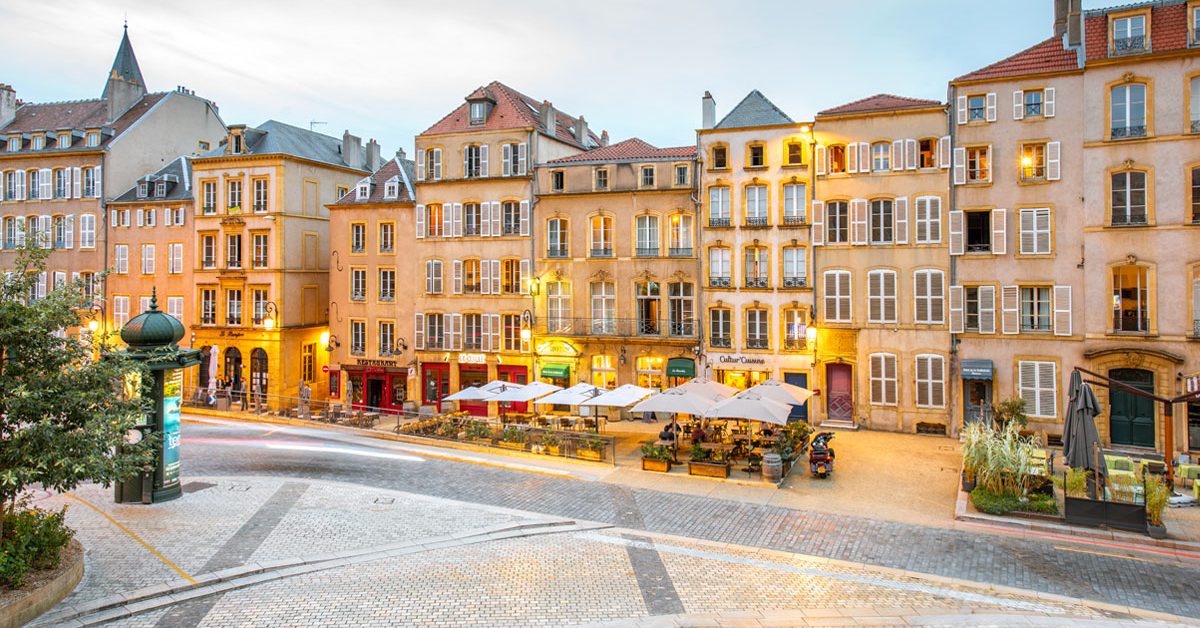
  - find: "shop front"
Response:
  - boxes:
[666,357,696,388]
[713,354,771,390]
[342,358,409,413]
[960,359,993,426]
[458,361,489,416]
[422,361,450,411]
[496,363,529,413]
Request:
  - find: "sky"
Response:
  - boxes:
[0,0,1117,155]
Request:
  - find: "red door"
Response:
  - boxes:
[496,365,529,413]
[826,364,853,421]
[422,363,450,412]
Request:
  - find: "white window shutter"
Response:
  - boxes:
[414,313,425,350]
[1046,141,1061,181]
[490,314,501,352]
[480,202,492,237]
[491,260,501,294]
[14,216,24,246]
[72,167,81,198]
[985,145,993,183]
[847,143,859,174]
[949,285,964,333]
[891,140,904,171]
[39,215,51,248]
[815,145,826,175]
[1001,285,1019,335]
[991,208,1007,255]
[1012,90,1025,120]
[416,150,425,181]
[520,259,530,294]
[481,259,491,294]
[415,204,425,239]
[518,143,528,175]
[463,147,470,177]
[956,95,968,125]
[501,144,512,176]
[1036,209,1051,254]
[905,139,918,171]
[442,203,452,236]
[519,200,530,236]
[1044,87,1056,117]
[851,199,867,245]
[858,143,870,172]
[136,208,144,227]
[811,200,824,246]
[453,260,463,294]
[979,285,996,334]
[433,148,442,180]
[894,196,908,244]
[985,92,997,122]
[451,314,462,351]
[39,168,51,199]
[95,165,102,198]
[945,207,964,254]
[480,144,489,176]
[1053,285,1072,336]
[491,201,501,236]
[15,171,24,200]
[452,203,463,237]
[64,215,73,249]
[953,147,966,185]
[482,314,492,351]
[938,136,951,169]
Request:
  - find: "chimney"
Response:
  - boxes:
[396,147,407,161]
[1066,0,1082,48]
[539,100,556,135]
[600,130,609,147]
[366,138,381,172]
[1053,0,1068,36]
[702,91,716,130]
[342,130,363,169]
[0,84,15,128]
[576,115,589,146]
[105,77,142,122]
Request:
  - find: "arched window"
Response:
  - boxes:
[250,348,268,400]
[1110,83,1147,138]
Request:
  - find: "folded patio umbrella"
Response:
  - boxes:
[630,389,717,416]
[443,379,523,402]
[747,379,813,405]
[489,380,562,403]
[1063,369,1107,479]
[703,392,792,426]
[580,384,655,408]
[674,377,737,400]
[534,382,603,406]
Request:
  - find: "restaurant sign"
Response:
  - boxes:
[717,354,768,366]
[355,358,397,367]
[459,353,487,364]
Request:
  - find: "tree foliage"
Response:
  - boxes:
[0,245,151,534]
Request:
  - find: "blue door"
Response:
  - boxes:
[783,372,809,422]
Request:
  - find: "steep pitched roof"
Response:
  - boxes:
[713,90,794,129]
[818,93,942,117]
[331,158,416,206]
[200,120,367,171]
[0,92,168,149]
[111,156,192,203]
[102,26,146,98]
[546,138,696,164]
[1085,2,1189,62]
[421,81,600,149]
[953,36,1080,83]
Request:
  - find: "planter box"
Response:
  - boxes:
[642,458,672,473]
[1064,496,1146,534]
[544,445,561,456]
[578,449,603,461]
[497,441,526,451]
[689,461,730,479]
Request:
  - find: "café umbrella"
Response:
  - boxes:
[1063,369,1108,481]
[744,379,813,406]
[534,383,604,407]
[579,384,655,409]
[703,392,793,426]
[443,379,523,402]
[630,389,718,417]
[489,381,562,403]
[674,377,737,400]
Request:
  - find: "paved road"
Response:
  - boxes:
[179,417,1200,618]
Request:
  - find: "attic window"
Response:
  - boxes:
[7,137,18,151]
[137,182,148,198]
[469,102,487,125]
[86,132,99,147]
[31,135,44,150]
[232,133,243,154]
[57,134,70,149]
[355,180,370,200]
[384,178,399,200]
[155,182,167,197]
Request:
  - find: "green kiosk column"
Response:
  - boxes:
[114,291,201,504]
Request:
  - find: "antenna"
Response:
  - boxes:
[309,120,327,132]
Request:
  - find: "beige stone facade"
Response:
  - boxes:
[533,139,700,392]
[813,98,953,433]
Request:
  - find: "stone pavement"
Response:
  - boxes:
[31,477,1196,627]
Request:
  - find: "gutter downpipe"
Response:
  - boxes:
[693,128,705,378]
[528,128,538,384]
[946,84,960,438]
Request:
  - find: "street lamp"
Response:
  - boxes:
[391,337,409,355]
[259,301,280,331]
[323,334,340,353]
[87,302,105,333]
[520,309,534,343]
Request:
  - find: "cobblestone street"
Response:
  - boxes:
[30,417,1200,626]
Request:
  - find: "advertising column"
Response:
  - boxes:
[160,368,183,494]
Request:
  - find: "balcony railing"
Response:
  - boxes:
[1194,320,1200,337]
[709,217,731,228]
[226,315,242,326]
[744,277,768,289]
[709,277,731,288]
[547,246,568,258]
[201,313,217,325]
[782,276,807,288]
[502,223,521,236]
[464,224,481,236]
[635,247,659,257]
[351,290,366,302]
[202,204,216,215]
[1,240,14,250]
[710,335,732,348]
[425,336,445,350]
[1112,35,1147,55]
[350,346,366,357]
[745,216,769,227]
[463,338,483,350]
[590,248,613,258]
[783,337,808,351]
[1024,103,1043,117]
[540,317,698,339]
[1191,119,1200,134]
[669,247,693,257]
[253,203,268,213]
[966,242,992,253]
[202,259,216,269]
[464,284,482,294]
[1111,125,1147,139]
[783,215,806,226]
[379,292,395,302]
[227,260,242,270]
[1112,212,1148,226]
[351,245,364,253]
[745,337,769,350]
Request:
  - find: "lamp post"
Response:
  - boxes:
[87,302,105,334]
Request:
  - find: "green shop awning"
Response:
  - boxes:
[666,357,696,378]
[541,363,571,379]
[961,359,993,380]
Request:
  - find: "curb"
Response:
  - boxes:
[0,539,84,628]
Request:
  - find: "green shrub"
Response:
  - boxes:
[970,487,1058,516]
[689,442,710,462]
[500,426,526,444]
[0,506,73,589]
[640,443,672,461]
[464,422,491,440]
[1145,475,1170,527]
[578,435,606,452]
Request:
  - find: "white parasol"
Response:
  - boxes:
[674,377,738,400]
[743,379,813,406]
[534,382,603,406]
[208,345,219,387]
[630,389,718,416]
[489,381,562,403]
[443,379,524,402]
[580,384,655,408]
[703,392,793,426]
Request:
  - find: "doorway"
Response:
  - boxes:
[224,347,243,387]
[964,380,992,425]
[250,348,268,402]
[825,364,853,421]
[783,371,808,422]
[366,378,385,409]
[422,363,450,411]
[1109,368,1155,448]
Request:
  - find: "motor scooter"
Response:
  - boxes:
[808,431,836,478]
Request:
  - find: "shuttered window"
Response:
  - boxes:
[1018,208,1052,254]
[1018,360,1057,418]
[823,270,852,323]
[914,196,941,244]
[869,353,897,406]
[867,269,896,324]
[914,270,944,324]
[915,354,945,408]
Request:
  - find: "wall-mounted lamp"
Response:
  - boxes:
[324,334,340,353]
[526,278,541,296]
[619,347,627,366]
[520,309,534,343]
[87,302,105,333]
[260,301,279,331]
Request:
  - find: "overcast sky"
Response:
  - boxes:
[1,1,1114,154]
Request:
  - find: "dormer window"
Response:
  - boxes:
[85,132,99,147]
[594,168,609,191]
[551,171,564,192]
[355,178,370,200]
[384,177,400,200]
[469,101,488,125]
[640,165,655,188]
[7,137,18,151]
[155,182,166,198]
[31,135,44,150]
[137,182,149,198]
[232,133,243,154]
[57,134,70,149]
[1112,14,1147,55]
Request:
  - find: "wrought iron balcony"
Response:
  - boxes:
[1112,35,1146,55]
[1111,125,1147,139]
[226,315,242,326]
[379,292,395,302]
[1191,120,1200,134]
[669,247,693,257]
[590,248,614,258]
[539,317,698,339]
[202,258,216,269]
[783,337,808,351]
[547,246,569,258]
[201,313,217,325]
[1112,212,1148,226]
[710,335,732,348]
[502,223,521,236]
[744,277,768,289]
[351,290,366,302]
[782,276,807,288]
[783,215,806,226]
[350,346,366,357]
[708,277,731,288]
[709,217,731,228]
[745,337,769,350]
[463,338,483,350]
[464,224,481,236]
[635,247,659,257]
[745,216,769,227]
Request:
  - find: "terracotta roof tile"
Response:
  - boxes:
[2,92,168,146]
[546,138,696,164]
[1086,3,1190,62]
[954,36,1079,83]
[818,93,942,116]
[420,81,599,149]
[331,158,416,206]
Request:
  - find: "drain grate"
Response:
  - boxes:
[227,484,251,492]
[373,497,395,505]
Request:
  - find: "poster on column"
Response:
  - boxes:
[162,369,182,489]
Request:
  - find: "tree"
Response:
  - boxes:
[0,245,151,537]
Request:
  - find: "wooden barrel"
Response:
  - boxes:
[762,453,783,483]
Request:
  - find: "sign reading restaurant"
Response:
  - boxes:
[355,358,397,367]
[717,355,768,366]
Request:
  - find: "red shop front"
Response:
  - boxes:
[496,364,529,413]
[422,362,450,412]
[457,363,488,417]
[343,365,408,413]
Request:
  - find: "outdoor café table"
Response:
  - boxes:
[363,412,380,427]
[699,442,735,452]
[558,417,576,430]
[655,439,679,462]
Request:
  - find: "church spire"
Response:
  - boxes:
[102,23,146,100]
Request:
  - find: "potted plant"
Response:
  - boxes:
[687,442,730,479]
[960,421,986,492]
[464,422,491,444]
[497,426,527,451]
[540,432,561,456]
[640,443,673,472]
[1146,474,1170,539]
[577,435,606,461]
